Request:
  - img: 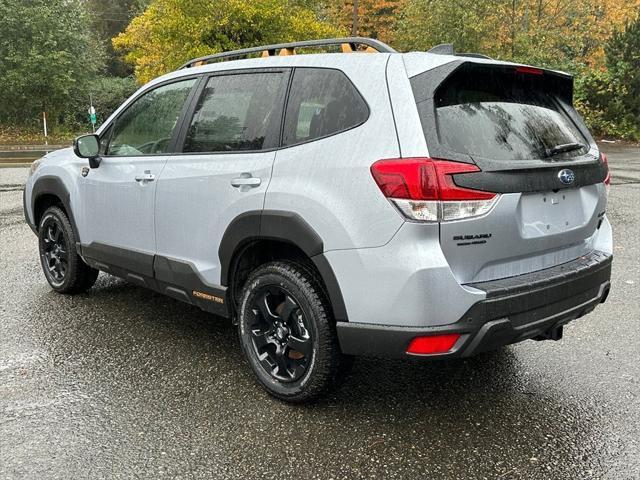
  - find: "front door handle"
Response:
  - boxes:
[135,170,155,183]
[231,174,261,188]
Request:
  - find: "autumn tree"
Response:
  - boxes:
[113,0,345,84]
[395,0,501,54]
[395,0,640,70]
[86,0,150,76]
[325,0,407,45]
[0,0,103,128]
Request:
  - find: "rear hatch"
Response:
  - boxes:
[410,60,609,283]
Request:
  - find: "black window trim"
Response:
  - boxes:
[98,65,371,159]
[278,66,371,150]
[173,67,292,156]
[98,74,204,158]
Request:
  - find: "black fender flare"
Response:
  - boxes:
[31,175,81,244]
[219,210,348,322]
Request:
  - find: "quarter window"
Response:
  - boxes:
[183,72,286,153]
[107,79,196,156]
[282,68,368,146]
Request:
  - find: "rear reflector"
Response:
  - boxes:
[370,158,498,222]
[406,334,461,355]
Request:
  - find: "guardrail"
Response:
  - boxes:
[0,145,67,167]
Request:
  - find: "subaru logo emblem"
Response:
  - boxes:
[558,169,575,185]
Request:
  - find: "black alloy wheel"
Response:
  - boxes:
[248,285,313,382]
[37,206,99,294]
[238,261,348,402]
[40,215,69,286]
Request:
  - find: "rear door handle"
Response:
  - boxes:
[231,174,261,188]
[135,171,155,183]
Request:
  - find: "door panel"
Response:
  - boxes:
[79,77,198,271]
[154,70,289,287]
[154,152,275,286]
[80,156,166,257]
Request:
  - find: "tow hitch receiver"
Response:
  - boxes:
[534,325,564,342]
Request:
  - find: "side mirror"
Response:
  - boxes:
[73,134,101,168]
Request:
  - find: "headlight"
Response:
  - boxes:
[29,159,41,176]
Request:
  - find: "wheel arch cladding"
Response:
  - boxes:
[31,176,80,243]
[219,210,348,322]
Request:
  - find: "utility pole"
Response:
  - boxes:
[352,0,359,36]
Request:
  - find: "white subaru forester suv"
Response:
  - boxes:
[24,38,612,402]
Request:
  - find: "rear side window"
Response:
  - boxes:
[424,65,587,161]
[183,72,286,152]
[283,68,368,146]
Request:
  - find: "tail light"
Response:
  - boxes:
[601,153,611,196]
[370,157,499,222]
[515,66,544,75]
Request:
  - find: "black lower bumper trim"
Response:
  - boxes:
[23,188,37,234]
[337,251,612,359]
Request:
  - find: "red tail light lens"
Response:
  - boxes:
[406,333,461,355]
[601,153,611,197]
[370,158,498,222]
[370,158,438,200]
[515,66,544,75]
[371,158,495,201]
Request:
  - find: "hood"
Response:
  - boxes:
[39,146,74,164]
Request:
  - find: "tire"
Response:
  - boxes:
[38,206,99,294]
[238,261,347,402]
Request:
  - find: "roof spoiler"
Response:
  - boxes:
[427,43,493,60]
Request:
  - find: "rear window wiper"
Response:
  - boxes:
[545,142,586,158]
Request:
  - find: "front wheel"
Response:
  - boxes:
[38,206,99,294]
[238,261,347,402]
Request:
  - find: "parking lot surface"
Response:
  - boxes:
[1,144,639,479]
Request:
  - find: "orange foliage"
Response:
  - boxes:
[327,0,407,45]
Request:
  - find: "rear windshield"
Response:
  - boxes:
[432,66,587,161]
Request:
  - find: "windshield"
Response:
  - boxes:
[433,67,587,161]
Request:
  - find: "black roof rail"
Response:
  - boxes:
[426,43,493,59]
[179,37,396,69]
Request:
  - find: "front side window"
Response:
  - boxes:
[99,125,112,155]
[282,68,368,146]
[107,79,196,156]
[183,72,286,153]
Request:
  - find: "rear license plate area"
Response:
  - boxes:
[518,189,584,238]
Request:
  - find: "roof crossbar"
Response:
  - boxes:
[179,37,396,69]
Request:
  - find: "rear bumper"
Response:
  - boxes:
[337,251,612,358]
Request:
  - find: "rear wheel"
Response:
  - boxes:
[238,261,346,402]
[38,206,99,294]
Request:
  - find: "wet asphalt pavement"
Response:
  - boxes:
[1,144,639,479]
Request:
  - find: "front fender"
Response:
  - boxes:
[30,174,81,245]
